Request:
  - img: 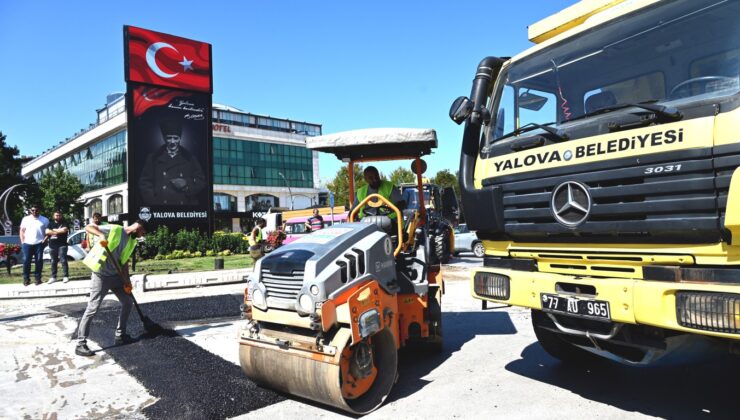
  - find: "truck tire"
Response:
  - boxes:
[531,309,596,364]
[434,234,451,264]
[472,242,485,258]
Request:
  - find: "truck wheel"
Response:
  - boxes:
[531,309,596,364]
[434,234,451,264]
[428,234,440,265]
[472,242,485,258]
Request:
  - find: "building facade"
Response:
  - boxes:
[21,95,322,232]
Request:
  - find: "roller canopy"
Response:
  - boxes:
[307,128,437,161]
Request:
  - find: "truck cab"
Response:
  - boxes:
[451,0,740,364]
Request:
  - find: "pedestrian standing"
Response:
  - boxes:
[248,218,266,261]
[19,205,49,286]
[85,212,106,250]
[76,220,147,357]
[305,208,325,232]
[46,211,70,284]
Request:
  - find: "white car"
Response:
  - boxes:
[453,224,484,258]
[43,230,88,261]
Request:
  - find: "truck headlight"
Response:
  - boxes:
[676,291,740,334]
[252,288,266,310]
[359,309,381,338]
[299,294,314,313]
[473,272,510,300]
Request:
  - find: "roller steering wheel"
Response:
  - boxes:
[669,76,738,99]
[363,195,395,217]
[349,193,404,256]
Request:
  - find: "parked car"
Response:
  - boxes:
[283,212,349,245]
[42,230,88,261]
[0,236,24,267]
[453,224,484,258]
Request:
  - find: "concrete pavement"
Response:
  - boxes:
[2,265,737,419]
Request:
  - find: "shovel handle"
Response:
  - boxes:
[102,245,133,294]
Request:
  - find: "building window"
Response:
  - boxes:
[31,130,127,193]
[213,193,237,212]
[246,194,279,212]
[89,199,103,216]
[107,194,123,214]
[213,137,314,188]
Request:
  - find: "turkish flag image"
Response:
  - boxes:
[126,26,212,93]
[132,85,192,117]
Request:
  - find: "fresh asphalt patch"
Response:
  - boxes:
[50,294,285,419]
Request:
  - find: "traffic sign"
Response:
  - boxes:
[73,219,81,232]
[3,220,12,236]
[329,192,335,207]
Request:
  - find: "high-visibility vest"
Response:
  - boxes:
[357,180,396,219]
[82,225,137,273]
[248,227,263,247]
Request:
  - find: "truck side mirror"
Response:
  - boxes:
[449,96,474,125]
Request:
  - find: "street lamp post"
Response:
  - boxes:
[277,172,294,210]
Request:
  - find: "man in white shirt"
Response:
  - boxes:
[19,204,49,286]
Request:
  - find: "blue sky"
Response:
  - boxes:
[0,0,571,183]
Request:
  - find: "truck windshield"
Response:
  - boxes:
[488,0,740,142]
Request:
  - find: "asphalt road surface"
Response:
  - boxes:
[1,280,738,419]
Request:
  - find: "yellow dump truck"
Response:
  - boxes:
[450,0,740,364]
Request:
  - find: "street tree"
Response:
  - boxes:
[389,167,415,186]
[433,169,459,197]
[37,166,84,220]
[326,163,364,207]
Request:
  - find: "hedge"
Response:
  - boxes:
[137,226,251,260]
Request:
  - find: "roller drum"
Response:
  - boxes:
[239,327,397,415]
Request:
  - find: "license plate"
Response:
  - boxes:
[540,293,611,321]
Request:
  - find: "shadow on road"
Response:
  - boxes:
[388,310,517,403]
[505,340,740,419]
[50,294,284,420]
[49,294,517,419]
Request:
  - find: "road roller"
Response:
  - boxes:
[238,128,444,414]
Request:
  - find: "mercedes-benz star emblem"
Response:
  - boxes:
[551,181,591,227]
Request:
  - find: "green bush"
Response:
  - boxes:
[136,227,250,260]
[211,233,248,254]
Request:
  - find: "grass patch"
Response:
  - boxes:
[0,254,254,285]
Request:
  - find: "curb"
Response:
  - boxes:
[0,268,253,300]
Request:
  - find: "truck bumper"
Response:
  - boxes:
[472,268,740,341]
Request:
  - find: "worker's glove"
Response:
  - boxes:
[100,239,109,248]
[123,281,133,294]
[170,177,189,191]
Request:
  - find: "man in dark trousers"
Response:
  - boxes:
[76,220,147,357]
[138,117,206,205]
[46,210,70,284]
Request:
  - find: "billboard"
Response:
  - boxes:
[124,26,213,232]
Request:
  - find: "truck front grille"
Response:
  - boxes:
[492,153,723,243]
[261,269,304,301]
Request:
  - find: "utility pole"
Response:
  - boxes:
[277,172,294,210]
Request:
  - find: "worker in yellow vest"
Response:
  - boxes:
[354,166,404,219]
[249,218,267,261]
[75,220,147,357]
